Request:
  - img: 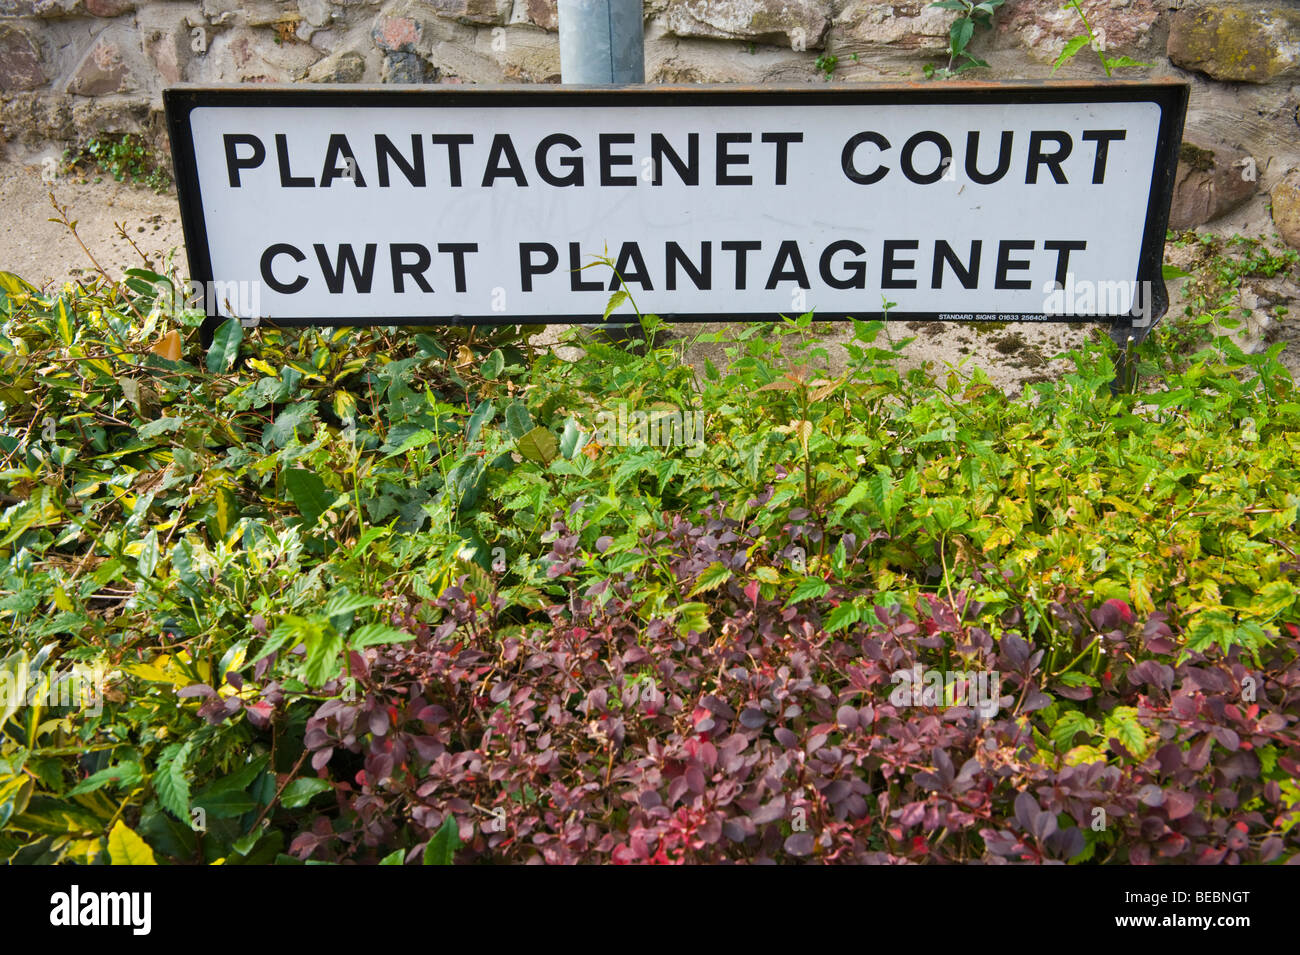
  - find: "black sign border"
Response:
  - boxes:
[163,81,1188,345]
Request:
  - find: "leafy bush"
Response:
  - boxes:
[0,262,1297,864]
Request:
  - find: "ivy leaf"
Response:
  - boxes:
[466,400,495,443]
[262,401,316,448]
[107,820,157,865]
[559,418,585,460]
[285,468,333,527]
[205,317,243,373]
[504,401,534,439]
[481,348,504,380]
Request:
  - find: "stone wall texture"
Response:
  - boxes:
[1,0,1299,243]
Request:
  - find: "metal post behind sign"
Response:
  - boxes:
[558,0,645,84]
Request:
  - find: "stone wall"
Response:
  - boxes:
[1,0,1298,244]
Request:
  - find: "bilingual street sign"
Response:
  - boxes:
[164,81,1187,345]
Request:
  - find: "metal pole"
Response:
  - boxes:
[558,0,645,84]
[558,0,644,343]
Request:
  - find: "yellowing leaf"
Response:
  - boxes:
[107,820,157,865]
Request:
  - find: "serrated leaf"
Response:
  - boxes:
[689,561,733,597]
[108,820,157,865]
[1052,35,1090,71]
[154,741,193,820]
[303,627,344,687]
[1050,710,1097,752]
[603,289,628,321]
[824,601,864,632]
[323,591,380,618]
[350,623,415,648]
[785,576,830,606]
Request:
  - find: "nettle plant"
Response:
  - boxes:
[925,0,1007,79]
[1052,0,1152,76]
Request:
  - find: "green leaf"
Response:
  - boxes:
[191,789,258,819]
[1102,55,1152,70]
[824,601,864,633]
[674,602,711,635]
[382,428,438,459]
[205,318,243,373]
[108,820,157,865]
[424,815,460,865]
[350,623,415,648]
[1052,35,1089,71]
[280,777,332,809]
[466,400,495,443]
[517,426,559,465]
[1050,710,1097,752]
[1162,264,1192,280]
[303,627,344,687]
[559,418,584,460]
[200,754,271,798]
[67,762,144,797]
[950,16,974,55]
[323,591,380,618]
[154,741,193,820]
[136,528,159,579]
[481,348,505,380]
[688,561,733,597]
[263,401,316,448]
[379,848,406,865]
[285,468,333,527]
[1104,706,1148,757]
[785,576,830,607]
[504,401,534,439]
[603,289,629,321]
